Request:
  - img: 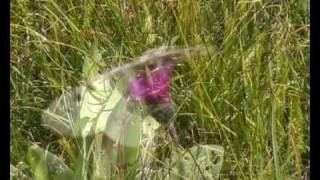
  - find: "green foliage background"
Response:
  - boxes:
[11,0,309,179]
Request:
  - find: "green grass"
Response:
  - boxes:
[10,0,309,179]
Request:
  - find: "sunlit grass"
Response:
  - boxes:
[10,0,309,179]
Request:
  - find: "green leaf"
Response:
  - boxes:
[27,145,76,180]
[166,145,224,179]
[91,82,123,135]
[27,145,49,180]
[42,74,120,138]
[123,113,142,164]
[82,41,104,79]
[92,98,140,178]
[41,87,82,137]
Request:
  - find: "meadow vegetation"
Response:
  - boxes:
[10,0,309,179]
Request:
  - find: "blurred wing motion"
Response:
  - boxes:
[41,45,210,137]
[89,45,211,84]
[42,46,209,143]
[40,45,215,178]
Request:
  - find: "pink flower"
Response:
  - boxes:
[128,66,172,104]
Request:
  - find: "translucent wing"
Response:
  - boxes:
[41,46,210,178]
[88,45,207,84]
[41,45,210,143]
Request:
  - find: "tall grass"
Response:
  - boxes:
[10,0,309,179]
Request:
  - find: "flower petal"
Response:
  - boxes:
[128,66,173,104]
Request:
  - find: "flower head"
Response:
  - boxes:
[128,66,172,104]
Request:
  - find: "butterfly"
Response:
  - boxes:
[43,45,211,147]
[41,45,221,179]
[94,46,208,145]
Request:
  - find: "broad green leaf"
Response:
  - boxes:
[41,87,82,137]
[79,80,112,123]
[27,145,49,180]
[92,133,114,180]
[27,145,75,180]
[102,97,128,145]
[166,145,224,179]
[92,84,123,134]
[123,113,142,164]
[82,41,104,79]
[91,90,128,179]
[42,74,120,139]
[92,95,160,178]
[92,98,138,178]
